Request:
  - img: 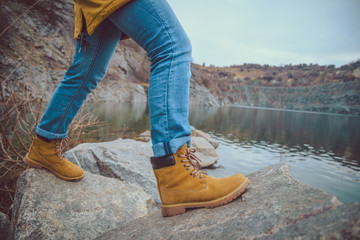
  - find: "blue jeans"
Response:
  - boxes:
[36,0,192,157]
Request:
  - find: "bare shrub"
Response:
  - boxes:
[0,83,105,215]
[0,0,107,216]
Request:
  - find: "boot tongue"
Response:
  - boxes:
[176,143,188,155]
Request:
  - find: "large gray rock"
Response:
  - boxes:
[65,139,160,204]
[10,169,157,240]
[0,212,10,240]
[190,137,219,167]
[135,130,151,142]
[65,137,219,205]
[191,128,219,149]
[262,203,360,239]
[137,128,220,151]
[97,164,359,240]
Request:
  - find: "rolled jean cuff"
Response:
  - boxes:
[152,136,191,157]
[35,126,68,140]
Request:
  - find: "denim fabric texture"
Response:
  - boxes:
[36,0,192,157]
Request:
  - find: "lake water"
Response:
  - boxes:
[82,102,360,204]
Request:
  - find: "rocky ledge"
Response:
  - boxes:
[7,138,360,240]
[9,169,157,240]
[97,164,360,240]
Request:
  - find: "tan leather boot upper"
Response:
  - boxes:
[151,144,250,216]
[24,135,84,181]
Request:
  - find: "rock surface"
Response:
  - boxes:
[1,0,149,103]
[65,137,219,204]
[10,169,157,240]
[64,139,160,204]
[136,130,151,142]
[97,164,359,240]
[0,212,10,240]
[137,128,220,150]
[191,129,219,149]
[190,137,219,167]
[263,203,360,239]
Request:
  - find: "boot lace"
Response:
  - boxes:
[54,137,70,161]
[178,148,208,179]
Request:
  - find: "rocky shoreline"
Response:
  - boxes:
[1,0,360,236]
[2,132,359,239]
[98,164,360,240]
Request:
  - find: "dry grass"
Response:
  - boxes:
[0,83,104,216]
[0,0,107,218]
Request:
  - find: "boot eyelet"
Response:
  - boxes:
[177,154,181,157]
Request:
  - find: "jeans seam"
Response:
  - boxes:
[166,141,171,155]
[163,142,169,155]
[146,0,174,142]
[54,24,107,134]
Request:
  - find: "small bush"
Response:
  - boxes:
[0,83,104,216]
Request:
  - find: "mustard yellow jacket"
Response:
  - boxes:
[74,0,133,39]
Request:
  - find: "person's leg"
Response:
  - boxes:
[108,0,250,217]
[25,19,123,181]
[36,19,122,139]
[108,0,192,157]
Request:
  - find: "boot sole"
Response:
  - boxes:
[23,154,84,182]
[161,177,250,217]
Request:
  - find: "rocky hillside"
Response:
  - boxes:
[1,0,359,115]
[0,0,150,102]
[190,62,360,114]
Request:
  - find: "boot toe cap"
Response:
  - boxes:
[222,173,249,195]
[58,160,85,180]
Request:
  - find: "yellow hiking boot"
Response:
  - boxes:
[151,144,250,217]
[24,135,84,181]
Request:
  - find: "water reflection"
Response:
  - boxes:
[82,102,150,142]
[189,105,360,171]
[83,102,360,203]
[188,105,360,203]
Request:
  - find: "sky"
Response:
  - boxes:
[167,0,360,67]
